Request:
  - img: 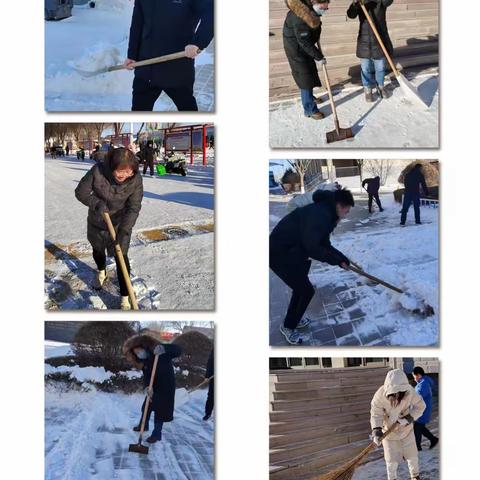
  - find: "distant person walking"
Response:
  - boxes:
[401,163,429,225]
[203,349,214,421]
[143,140,156,176]
[362,176,383,213]
[412,366,439,451]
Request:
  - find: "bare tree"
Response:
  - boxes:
[364,159,394,186]
[356,159,365,184]
[91,123,111,145]
[288,159,312,193]
[112,123,125,140]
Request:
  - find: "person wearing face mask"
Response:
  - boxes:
[282,0,331,120]
[370,369,426,480]
[270,188,354,345]
[347,0,394,102]
[75,148,143,310]
[123,334,182,444]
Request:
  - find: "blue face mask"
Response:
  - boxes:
[136,349,148,359]
[313,5,326,16]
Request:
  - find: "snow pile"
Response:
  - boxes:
[45,341,73,359]
[45,364,114,383]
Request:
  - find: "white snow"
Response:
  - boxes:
[45,364,114,383]
[269,73,439,148]
[45,2,214,111]
[45,341,73,358]
[45,385,213,480]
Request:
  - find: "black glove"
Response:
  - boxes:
[116,229,130,252]
[372,427,383,446]
[336,252,350,267]
[95,200,109,214]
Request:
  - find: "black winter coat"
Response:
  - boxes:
[205,349,214,378]
[142,344,182,422]
[128,0,214,88]
[404,167,429,196]
[283,0,324,90]
[362,177,380,194]
[75,160,143,255]
[270,190,349,273]
[347,0,393,60]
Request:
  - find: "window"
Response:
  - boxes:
[322,358,332,368]
[305,358,320,366]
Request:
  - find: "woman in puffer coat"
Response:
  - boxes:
[370,369,426,480]
[123,334,182,444]
[75,147,143,310]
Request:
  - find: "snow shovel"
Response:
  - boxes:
[75,51,187,78]
[175,376,214,408]
[347,263,434,316]
[129,353,159,455]
[311,423,398,480]
[321,62,354,144]
[359,0,428,108]
[102,212,139,310]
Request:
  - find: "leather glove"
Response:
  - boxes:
[372,427,383,446]
[398,414,414,426]
[153,344,166,356]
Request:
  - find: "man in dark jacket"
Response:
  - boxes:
[143,140,156,176]
[400,163,429,225]
[347,0,393,102]
[270,188,354,344]
[203,348,214,421]
[413,366,439,451]
[123,334,182,444]
[124,0,214,112]
[362,175,384,213]
[283,0,330,120]
[75,148,143,309]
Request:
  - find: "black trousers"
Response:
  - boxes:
[368,193,382,212]
[92,249,131,296]
[132,77,198,111]
[205,378,214,416]
[143,158,154,176]
[270,257,315,330]
[414,421,437,449]
[401,191,421,224]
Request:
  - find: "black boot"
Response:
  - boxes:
[378,86,391,99]
[364,87,374,103]
[430,437,439,449]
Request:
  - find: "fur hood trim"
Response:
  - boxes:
[123,334,160,369]
[286,0,321,29]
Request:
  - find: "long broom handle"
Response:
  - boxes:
[138,354,160,443]
[108,51,189,73]
[188,376,214,394]
[359,1,399,76]
[102,212,139,310]
[347,264,404,294]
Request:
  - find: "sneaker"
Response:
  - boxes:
[120,296,131,310]
[92,269,107,290]
[364,87,374,103]
[296,317,311,329]
[378,86,391,99]
[280,325,303,345]
[430,437,439,449]
[306,111,325,120]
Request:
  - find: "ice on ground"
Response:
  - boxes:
[269,73,439,148]
[45,386,213,480]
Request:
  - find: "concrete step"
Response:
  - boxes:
[272,383,379,401]
[271,375,383,391]
[271,367,389,383]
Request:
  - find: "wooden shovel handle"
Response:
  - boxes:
[102,212,139,310]
[348,264,404,294]
[359,1,399,76]
[189,376,214,394]
[109,51,190,73]
[138,354,160,442]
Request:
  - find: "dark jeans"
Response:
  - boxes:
[401,191,421,224]
[414,421,437,449]
[205,378,214,417]
[139,398,164,439]
[270,258,315,330]
[368,193,382,212]
[143,159,154,176]
[92,249,131,296]
[300,89,320,117]
[132,77,198,111]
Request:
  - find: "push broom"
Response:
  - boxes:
[129,353,159,455]
[310,423,397,480]
[102,212,139,310]
[358,0,428,108]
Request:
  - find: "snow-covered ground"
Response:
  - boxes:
[45,156,214,310]
[45,2,214,111]
[45,385,214,480]
[270,192,439,346]
[45,341,73,359]
[270,73,439,148]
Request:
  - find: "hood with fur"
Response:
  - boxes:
[123,334,160,369]
[383,369,411,397]
[286,0,321,29]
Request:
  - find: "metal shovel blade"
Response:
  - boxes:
[326,126,354,144]
[73,64,124,78]
[128,443,149,455]
[397,72,429,108]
